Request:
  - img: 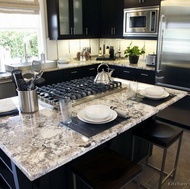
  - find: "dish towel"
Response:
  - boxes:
[111,107,129,118]
[0,98,19,117]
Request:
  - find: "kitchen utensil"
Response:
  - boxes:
[17,88,39,113]
[32,60,42,74]
[12,70,28,91]
[94,63,114,84]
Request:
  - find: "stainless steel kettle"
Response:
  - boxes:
[94,63,114,84]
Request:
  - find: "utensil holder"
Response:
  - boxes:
[17,88,39,113]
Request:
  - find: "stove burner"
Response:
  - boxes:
[37,76,122,108]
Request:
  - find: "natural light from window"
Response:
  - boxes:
[0,13,41,70]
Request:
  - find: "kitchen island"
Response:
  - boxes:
[0,80,187,189]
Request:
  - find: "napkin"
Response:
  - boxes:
[111,107,129,118]
[0,98,19,117]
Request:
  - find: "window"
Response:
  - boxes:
[0,0,44,70]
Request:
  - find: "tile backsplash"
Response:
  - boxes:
[46,38,157,61]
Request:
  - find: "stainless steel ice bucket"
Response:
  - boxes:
[17,88,39,113]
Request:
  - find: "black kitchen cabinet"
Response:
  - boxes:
[62,64,98,81]
[82,0,100,38]
[124,0,160,8]
[46,0,100,40]
[136,69,155,84]
[110,65,155,84]
[42,70,64,85]
[100,0,124,38]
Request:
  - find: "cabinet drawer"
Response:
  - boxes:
[136,69,155,84]
[120,67,136,80]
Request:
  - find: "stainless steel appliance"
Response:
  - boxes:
[123,6,159,37]
[146,54,156,66]
[155,0,190,129]
[37,76,122,109]
[156,0,190,92]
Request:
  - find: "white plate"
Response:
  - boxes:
[144,86,165,96]
[77,109,117,124]
[84,105,111,120]
[140,90,169,100]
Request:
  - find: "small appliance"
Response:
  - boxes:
[146,54,156,66]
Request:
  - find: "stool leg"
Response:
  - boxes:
[73,173,77,189]
[136,173,142,189]
[172,134,183,179]
[158,148,167,189]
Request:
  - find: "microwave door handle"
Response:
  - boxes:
[157,15,166,71]
[150,11,156,32]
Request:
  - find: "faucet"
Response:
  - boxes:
[23,38,33,63]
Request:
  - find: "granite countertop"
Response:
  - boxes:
[1,80,184,182]
[0,58,154,81]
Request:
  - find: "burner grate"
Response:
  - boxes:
[37,76,122,109]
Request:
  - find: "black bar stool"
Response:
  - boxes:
[70,147,142,189]
[131,119,183,189]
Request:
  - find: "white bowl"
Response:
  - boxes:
[84,105,111,120]
[144,86,165,96]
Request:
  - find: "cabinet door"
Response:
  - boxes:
[136,69,155,84]
[82,0,100,38]
[47,0,100,39]
[58,0,83,38]
[62,67,84,81]
[82,64,99,77]
[124,0,160,8]
[100,0,123,38]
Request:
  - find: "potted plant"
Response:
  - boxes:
[124,42,145,64]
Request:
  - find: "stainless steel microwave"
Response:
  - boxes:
[123,6,159,37]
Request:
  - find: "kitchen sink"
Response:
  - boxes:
[4,60,57,72]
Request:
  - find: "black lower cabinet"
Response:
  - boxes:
[110,65,155,84]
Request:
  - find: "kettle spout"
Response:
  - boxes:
[108,68,114,81]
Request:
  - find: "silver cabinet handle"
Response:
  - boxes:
[113,27,116,35]
[141,73,149,76]
[111,27,113,35]
[86,28,88,35]
[73,27,75,35]
[123,70,130,74]
[71,71,77,74]
[89,68,95,71]
[70,28,72,35]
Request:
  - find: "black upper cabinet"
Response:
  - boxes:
[46,0,100,40]
[82,0,100,38]
[124,0,160,8]
[100,0,124,38]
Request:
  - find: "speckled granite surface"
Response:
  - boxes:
[0,80,186,181]
[0,59,154,81]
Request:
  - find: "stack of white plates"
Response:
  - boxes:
[140,86,169,100]
[77,105,117,124]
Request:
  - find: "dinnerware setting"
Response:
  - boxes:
[139,86,169,100]
[77,105,117,124]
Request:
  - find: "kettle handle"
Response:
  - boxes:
[97,62,109,73]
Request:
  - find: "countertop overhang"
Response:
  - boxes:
[0,79,186,181]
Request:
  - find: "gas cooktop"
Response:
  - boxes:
[37,76,122,109]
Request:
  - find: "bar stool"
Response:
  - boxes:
[131,119,183,189]
[70,147,142,189]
